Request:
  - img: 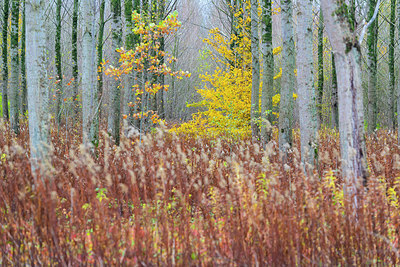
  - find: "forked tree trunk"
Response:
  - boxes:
[321,0,368,194]
[296,0,318,171]
[26,0,51,174]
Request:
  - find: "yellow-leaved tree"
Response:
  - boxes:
[171,3,286,139]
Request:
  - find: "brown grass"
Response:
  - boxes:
[0,121,399,265]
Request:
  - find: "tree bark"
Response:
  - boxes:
[2,0,9,120]
[331,52,339,129]
[72,0,79,118]
[279,0,295,159]
[250,0,260,138]
[317,8,324,126]
[296,0,318,171]
[321,0,368,191]
[10,0,20,134]
[389,0,396,128]
[398,0,400,143]
[21,0,27,116]
[82,0,98,148]
[55,0,63,126]
[26,0,50,175]
[260,0,273,144]
[96,0,105,124]
[367,0,378,133]
[108,0,123,145]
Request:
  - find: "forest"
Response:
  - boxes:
[1,0,400,265]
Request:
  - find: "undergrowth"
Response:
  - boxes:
[0,120,399,265]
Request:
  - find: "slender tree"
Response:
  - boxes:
[317,8,324,126]
[389,0,396,128]
[398,0,400,142]
[26,0,51,174]
[260,0,273,143]
[250,0,260,138]
[2,0,9,120]
[82,0,97,147]
[72,0,79,117]
[96,0,105,119]
[156,0,166,119]
[331,52,339,128]
[9,0,20,134]
[321,0,368,193]
[55,0,63,125]
[367,0,378,133]
[21,0,27,116]
[297,0,318,171]
[279,0,295,159]
[108,0,123,145]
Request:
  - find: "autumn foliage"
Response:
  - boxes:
[1,121,400,265]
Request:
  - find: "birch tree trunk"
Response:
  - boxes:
[26,0,50,174]
[317,8,324,126]
[10,0,20,134]
[260,0,273,144]
[72,0,79,118]
[296,0,318,171]
[321,0,368,192]
[367,0,378,133]
[279,0,295,158]
[250,0,260,138]
[398,0,400,143]
[55,0,63,126]
[2,0,9,120]
[21,0,27,116]
[388,0,396,128]
[108,0,123,145]
[82,0,98,147]
[331,52,339,129]
[96,0,105,123]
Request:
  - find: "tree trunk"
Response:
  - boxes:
[96,0,105,124]
[331,52,339,129]
[108,0,123,145]
[21,0,27,116]
[317,8,324,126]
[389,0,396,128]
[10,0,20,134]
[82,0,98,148]
[2,0,9,120]
[72,0,79,119]
[55,0,63,126]
[321,0,368,192]
[26,0,50,175]
[250,0,260,138]
[367,0,378,133]
[296,0,318,171]
[156,0,165,119]
[279,0,295,158]
[398,0,400,143]
[260,0,273,144]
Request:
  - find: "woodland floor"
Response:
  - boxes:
[1,121,400,265]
